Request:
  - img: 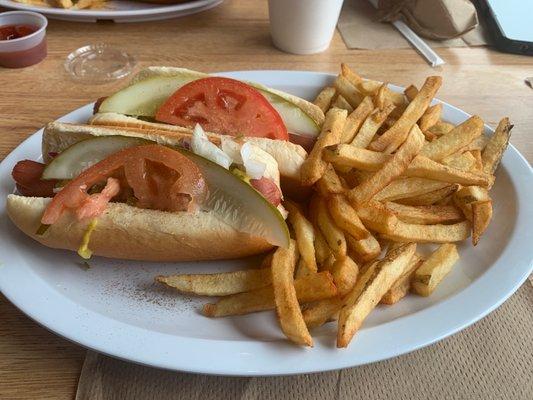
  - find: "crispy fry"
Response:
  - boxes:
[461,135,489,152]
[273,241,313,345]
[472,200,493,245]
[285,200,317,273]
[383,202,464,225]
[442,151,477,172]
[482,117,512,175]
[340,63,363,87]
[303,297,343,329]
[381,253,423,305]
[350,104,396,148]
[420,116,484,161]
[334,75,364,108]
[354,200,399,233]
[374,177,451,202]
[407,155,490,187]
[332,95,354,113]
[295,258,312,279]
[203,271,337,317]
[337,243,417,347]
[404,84,418,101]
[324,256,359,296]
[316,164,345,196]
[452,186,491,221]
[325,145,490,187]
[156,268,271,296]
[341,96,374,143]
[370,76,442,153]
[348,125,425,206]
[313,86,336,113]
[328,194,370,240]
[301,108,347,186]
[411,244,459,296]
[470,149,483,172]
[56,0,73,8]
[428,120,455,136]
[380,220,471,243]
[419,103,442,133]
[346,234,381,263]
[397,184,460,206]
[316,196,347,258]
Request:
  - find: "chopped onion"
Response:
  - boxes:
[241,142,280,187]
[220,136,243,164]
[191,124,232,169]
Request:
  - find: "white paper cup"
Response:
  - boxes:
[268,0,344,55]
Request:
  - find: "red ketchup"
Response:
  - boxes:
[0,24,47,68]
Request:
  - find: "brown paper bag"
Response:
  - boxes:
[378,0,479,40]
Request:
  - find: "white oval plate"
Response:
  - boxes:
[0,71,532,376]
[0,0,222,23]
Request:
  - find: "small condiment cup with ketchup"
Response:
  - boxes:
[0,11,48,69]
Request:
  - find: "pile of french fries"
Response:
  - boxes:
[13,0,107,10]
[157,64,512,348]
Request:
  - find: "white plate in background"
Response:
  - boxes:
[0,0,222,23]
[0,70,531,376]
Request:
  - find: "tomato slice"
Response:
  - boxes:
[41,145,207,225]
[155,77,288,141]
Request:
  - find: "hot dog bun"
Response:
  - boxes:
[7,194,273,262]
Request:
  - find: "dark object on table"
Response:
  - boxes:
[478,0,533,56]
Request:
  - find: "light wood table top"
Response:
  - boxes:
[1,1,531,398]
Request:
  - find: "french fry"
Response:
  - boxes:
[324,256,359,296]
[303,297,343,329]
[396,184,460,206]
[340,64,406,108]
[346,234,381,263]
[419,103,442,133]
[472,200,493,245]
[341,96,374,143]
[470,149,483,172]
[482,117,512,175]
[412,243,459,296]
[332,95,354,113]
[55,0,73,7]
[315,196,347,258]
[381,253,423,305]
[285,200,317,273]
[325,146,490,187]
[203,271,337,317]
[420,116,484,161]
[404,84,418,101]
[374,177,451,202]
[369,76,442,153]
[272,240,313,346]
[316,164,345,196]
[337,243,417,347]
[313,86,336,113]
[334,75,364,108]
[354,200,399,233]
[301,108,347,186]
[428,120,455,136]
[442,151,477,172]
[350,104,396,148]
[156,268,271,296]
[348,124,425,206]
[314,228,331,265]
[295,258,312,279]
[383,202,464,225]
[407,155,491,187]
[452,186,491,221]
[327,194,370,240]
[461,135,489,152]
[380,220,471,243]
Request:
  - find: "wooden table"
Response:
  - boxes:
[1,1,531,398]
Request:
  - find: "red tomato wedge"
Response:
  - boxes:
[41,145,208,225]
[155,77,289,141]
